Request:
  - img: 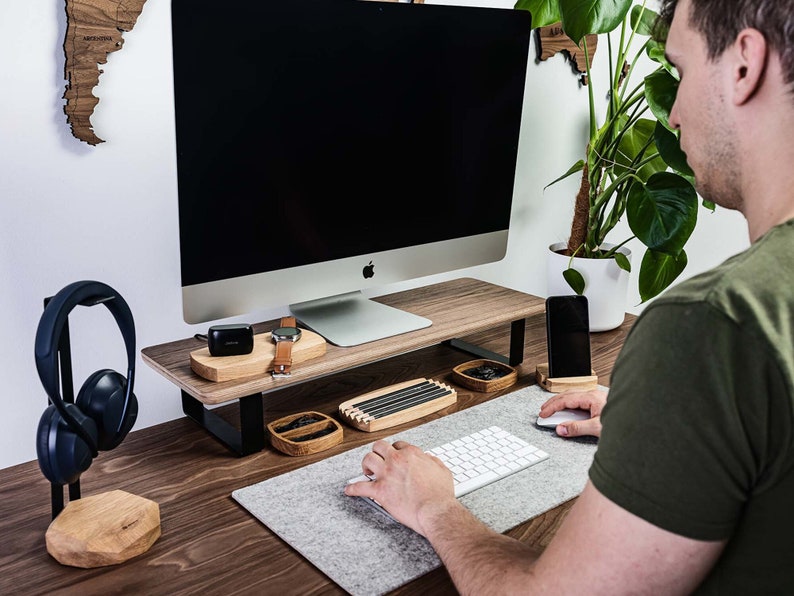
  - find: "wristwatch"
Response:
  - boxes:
[271,316,302,378]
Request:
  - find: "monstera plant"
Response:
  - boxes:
[516,0,712,302]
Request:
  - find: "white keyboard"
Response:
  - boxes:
[348,426,549,518]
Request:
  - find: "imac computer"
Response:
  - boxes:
[171,0,532,346]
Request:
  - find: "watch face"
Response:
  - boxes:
[272,326,301,341]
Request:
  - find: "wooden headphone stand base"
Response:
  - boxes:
[45,489,161,568]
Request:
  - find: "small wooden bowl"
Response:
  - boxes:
[267,411,343,456]
[452,359,517,392]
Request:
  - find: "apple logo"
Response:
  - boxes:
[362,260,375,279]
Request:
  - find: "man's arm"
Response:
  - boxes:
[346,442,725,594]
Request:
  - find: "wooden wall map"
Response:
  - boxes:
[536,24,598,83]
[63,0,148,145]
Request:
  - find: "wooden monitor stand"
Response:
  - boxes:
[141,278,545,456]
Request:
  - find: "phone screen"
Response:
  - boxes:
[546,295,592,378]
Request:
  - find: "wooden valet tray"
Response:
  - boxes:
[267,411,343,456]
[452,359,518,392]
[190,328,326,382]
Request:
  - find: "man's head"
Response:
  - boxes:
[659,0,794,219]
[659,0,794,89]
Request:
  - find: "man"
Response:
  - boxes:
[345,0,794,592]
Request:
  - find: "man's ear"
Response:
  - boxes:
[733,28,768,105]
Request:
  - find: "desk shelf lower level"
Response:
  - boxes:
[141,278,546,455]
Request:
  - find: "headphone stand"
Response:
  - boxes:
[43,295,82,519]
[37,283,139,521]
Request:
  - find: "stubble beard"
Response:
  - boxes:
[690,98,743,213]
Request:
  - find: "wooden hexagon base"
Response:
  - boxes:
[45,490,160,568]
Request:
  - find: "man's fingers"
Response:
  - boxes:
[371,439,394,456]
[344,477,373,497]
[362,441,392,476]
[540,391,590,413]
[540,388,608,419]
[557,417,601,438]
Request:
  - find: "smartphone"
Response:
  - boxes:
[545,295,592,378]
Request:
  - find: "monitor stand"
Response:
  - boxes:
[290,291,432,347]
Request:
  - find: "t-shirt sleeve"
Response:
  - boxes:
[589,301,783,541]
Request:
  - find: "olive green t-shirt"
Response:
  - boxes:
[590,219,794,594]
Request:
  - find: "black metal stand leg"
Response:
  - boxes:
[181,390,265,456]
[51,484,64,519]
[507,319,525,366]
[445,318,526,366]
[50,479,81,519]
[69,479,81,501]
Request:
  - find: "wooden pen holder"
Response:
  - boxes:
[535,363,598,393]
[338,378,456,432]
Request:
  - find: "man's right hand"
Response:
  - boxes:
[538,388,608,438]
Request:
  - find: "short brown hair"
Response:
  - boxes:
[659,0,794,86]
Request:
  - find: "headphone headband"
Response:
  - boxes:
[34,281,136,452]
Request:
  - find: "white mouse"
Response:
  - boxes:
[536,408,591,428]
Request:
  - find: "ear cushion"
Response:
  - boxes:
[76,369,139,451]
[36,404,97,485]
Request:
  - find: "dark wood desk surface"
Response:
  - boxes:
[0,286,633,596]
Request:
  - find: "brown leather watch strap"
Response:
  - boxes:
[272,340,294,374]
[271,316,300,377]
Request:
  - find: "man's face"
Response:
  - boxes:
[666,0,742,211]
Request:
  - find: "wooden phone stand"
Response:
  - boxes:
[535,363,598,393]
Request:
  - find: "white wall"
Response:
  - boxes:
[0,0,748,470]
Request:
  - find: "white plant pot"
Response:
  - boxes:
[546,242,632,332]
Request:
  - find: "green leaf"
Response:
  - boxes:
[514,0,561,29]
[616,118,666,181]
[545,159,584,189]
[646,39,666,64]
[563,267,586,295]
[646,39,677,76]
[630,4,658,36]
[638,248,688,302]
[626,171,698,254]
[654,121,693,178]
[645,68,679,130]
[614,251,631,272]
[558,0,633,45]
[649,9,670,42]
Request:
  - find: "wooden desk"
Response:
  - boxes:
[0,280,633,595]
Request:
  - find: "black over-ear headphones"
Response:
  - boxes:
[34,281,138,486]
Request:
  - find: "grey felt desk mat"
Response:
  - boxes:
[232,384,599,596]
